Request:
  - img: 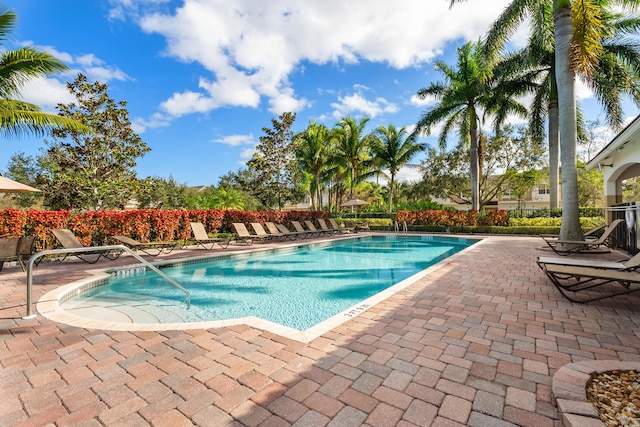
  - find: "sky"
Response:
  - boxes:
[2,0,639,186]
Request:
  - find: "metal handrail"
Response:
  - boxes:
[24,245,190,319]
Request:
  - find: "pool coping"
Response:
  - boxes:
[36,233,486,343]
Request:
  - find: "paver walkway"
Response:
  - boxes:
[1,235,639,426]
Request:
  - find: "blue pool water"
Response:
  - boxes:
[66,235,478,330]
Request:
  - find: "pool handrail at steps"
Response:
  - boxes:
[24,245,190,319]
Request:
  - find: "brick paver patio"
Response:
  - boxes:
[1,235,639,426]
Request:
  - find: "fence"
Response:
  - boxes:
[610,202,638,255]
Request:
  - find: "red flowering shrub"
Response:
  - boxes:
[0,208,27,236]
[480,209,508,226]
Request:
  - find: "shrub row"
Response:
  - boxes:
[0,208,328,250]
[394,209,509,227]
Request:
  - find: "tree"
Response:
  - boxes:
[217,168,265,211]
[2,151,43,208]
[414,40,529,210]
[136,176,188,209]
[420,125,546,209]
[39,74,150,210]
[295,121,332,209]
[332,116,375,199]
[452,0,640,241]
[247,112,304,210]
[577,160,604,206]
[0,8,89,138]
[371,124,426,212]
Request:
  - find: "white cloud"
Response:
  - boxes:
[576,78,593,100]
[410,93,437,108]
[132,112,171,133]
[18,77,75,113]
[239,147,255,161]
[128,0,512,115]
[396,165,425,183]
[330,88,398,119]
[213,134,255,147]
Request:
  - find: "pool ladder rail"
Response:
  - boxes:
[394,221,408,236]
[24,245,190,319]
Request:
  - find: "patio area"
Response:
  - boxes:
[1,235,639,426]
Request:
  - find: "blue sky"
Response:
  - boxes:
[3,0,638,186]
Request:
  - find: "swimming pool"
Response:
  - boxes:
[56,235,479,337]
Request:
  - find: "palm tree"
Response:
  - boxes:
[414,40,529,211]
[295,121,331,209]
[0,8,89,138]
[451,0,640,240]
[332,116,375,199]
[371,124,427,212]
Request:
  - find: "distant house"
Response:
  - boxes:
[433,179,560,211]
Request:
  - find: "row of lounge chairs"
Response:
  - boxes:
[232,219,360,245]
[536,219,640,302]
[3,219,358,268]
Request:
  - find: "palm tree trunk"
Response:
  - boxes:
[549,60,560,209]
[389,174,395,213]
[469,108,480,211]
[548,100,560,209]
[555,0,584,241]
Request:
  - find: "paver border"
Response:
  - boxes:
[552,360,640,427]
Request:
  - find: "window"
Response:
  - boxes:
[538,184,550,195]
[502,189,513,200]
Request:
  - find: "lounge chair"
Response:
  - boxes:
[537,261,640,303]
[111,235,177,256]
[540,219,624,255]
[250,222,284,241]
[232,223,268,245]
[537,247,640,270]
[328,218,354,234]
[265,222,297,240]
[291,221,316,238]
[189,222,230,250]
[540,224,605,240]
[304,220,332,237]
[51,229,121,264]
[355,220,371,232]
[0,237,19,271]
[275,223,308,240]
[317,219,338,235]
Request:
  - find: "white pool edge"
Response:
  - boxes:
[37,234,487,343]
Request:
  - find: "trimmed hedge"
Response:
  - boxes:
[0,208,329,250]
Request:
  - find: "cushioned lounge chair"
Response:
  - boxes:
[275,223,308,240]
[328,218,354,234]
[51,229,121,264]
[537,261,640,303]
[540,219,624,255]
[111,235,177,256]
[265,222,296,240]
[189,222,230,250]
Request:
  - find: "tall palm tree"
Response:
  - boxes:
[332,116,375,199]
[371,124,427,212]
[0,8,89,138]
[295,121,331,209]
[451,0,640,240]
[414,40,529,211]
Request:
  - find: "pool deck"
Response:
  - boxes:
[1,234,639,426]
